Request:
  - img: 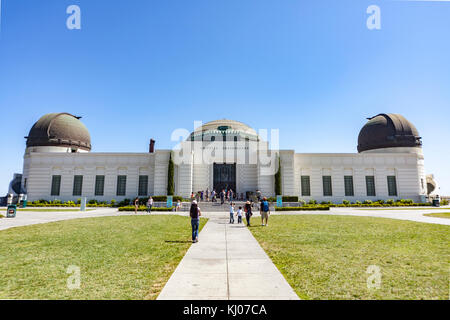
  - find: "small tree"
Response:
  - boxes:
[274,155,282,196]
[167,152,175,196]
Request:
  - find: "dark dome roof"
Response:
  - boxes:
[358,114,422,153]
[26,113,91,151]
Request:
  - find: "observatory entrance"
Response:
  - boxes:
[213,163,236,192]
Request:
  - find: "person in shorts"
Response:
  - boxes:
[260,197,270,226]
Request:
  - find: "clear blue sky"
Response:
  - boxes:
[0,0,449,195]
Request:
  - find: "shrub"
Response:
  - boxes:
[363,200,373,205]
[110,199,117,207]
[441,199,449,206]
[282,196,299,202]
[342,200,350,205]
[88,199,98,205]
[355,201,362,205]
[387,199,395,205]
[299,200,306,207]
[118,206,174,212]
[275,206,330,211]
[118,199,131,207]
[308,199,317,205]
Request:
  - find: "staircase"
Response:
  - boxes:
[176,201,275,212]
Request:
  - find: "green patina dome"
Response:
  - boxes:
[26,113,91,151]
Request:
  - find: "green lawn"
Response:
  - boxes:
[424,212,450,219]
[249,215,449,300]
[0,215,206,300]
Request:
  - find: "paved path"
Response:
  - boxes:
[157,212,299,300]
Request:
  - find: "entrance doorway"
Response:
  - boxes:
[213,163,236,193]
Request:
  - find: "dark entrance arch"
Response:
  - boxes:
[213,163,236,192]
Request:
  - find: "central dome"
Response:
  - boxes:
[188,119,259,141]
[26,113,91,151]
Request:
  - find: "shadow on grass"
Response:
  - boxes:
[164,240,193,244]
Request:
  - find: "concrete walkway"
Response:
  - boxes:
[157,212,299,300]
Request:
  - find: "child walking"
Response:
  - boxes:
[229,202,235,224]
[236,206,243,224]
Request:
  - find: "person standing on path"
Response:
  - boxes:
[236,206,243,224]
[147,197,154,214]
[260,197,270,226]
[244,200,252,227]
[190,200,201,243]
[229,202,235,224]
[134,197,139,214]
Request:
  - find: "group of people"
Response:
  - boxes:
[228,197,270,227]
[133,197,154,214]
[189,196,271,243]
[191,188,247,205]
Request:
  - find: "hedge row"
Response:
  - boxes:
[27,204,111,208]
[118,206,174,212]
[275,206,330,211]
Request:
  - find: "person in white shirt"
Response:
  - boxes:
[146,197,154,214]
[229,203,235,224]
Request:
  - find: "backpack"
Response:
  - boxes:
[262,201,269,212]
[190,204,199,219]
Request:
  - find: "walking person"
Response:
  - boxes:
[146,196,154,214]
[236,206,243,224]
[175,200,182,212]
[229,202,235,224]
[190,200,201,243]
[134,197,139,214]
[220,190,225,205]
[260,197,270,226]
[244,200,252,227]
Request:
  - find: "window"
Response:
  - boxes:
[116,175,127,196]
[95,175,105,196]
[344,176,354,197]
[366,176,376,196]
[73,175,83,196]
[138,175,149,196]
[301,176,311,196]
[322,176,332,196]
[51,175,61,196]
[387,176,398,197]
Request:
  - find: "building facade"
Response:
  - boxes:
[17,113,430,203]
